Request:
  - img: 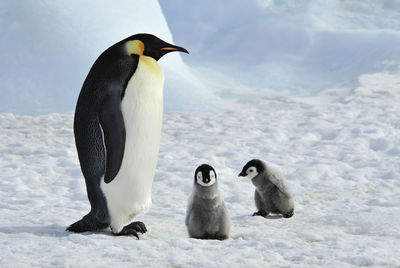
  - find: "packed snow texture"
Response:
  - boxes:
[162,0,400,96]
[1,70,399,267]
[0,0,215,114]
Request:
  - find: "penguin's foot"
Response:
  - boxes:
[215,235,229,241]
[67,220,90,233]
[67,211,110,233]
[125,221,147,234]
[252,210,269,217]
[115,227,140,239]
[115,221,147,239]
[67,214,106,233]
[283,209,294,218]
[194,233,228,240]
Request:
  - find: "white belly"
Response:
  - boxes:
[100,56,164,233]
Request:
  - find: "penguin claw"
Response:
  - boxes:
[67,215,98,233]
[252,210,269,217]
[283,209,294,218]
[116,227,140,239]
[113,221,148,239]
[125,221,147,234]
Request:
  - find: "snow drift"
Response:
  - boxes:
[2,0,399,114]
[162,0,400,96]
[0,0,214,114]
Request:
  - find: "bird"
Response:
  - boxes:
[239,159,294,218]
[67,33,188,238]
[186,164,231,240]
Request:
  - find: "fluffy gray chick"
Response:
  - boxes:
[239,159,294,218]
[186,164,230,240]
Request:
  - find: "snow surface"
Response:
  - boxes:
[1,70,399,267]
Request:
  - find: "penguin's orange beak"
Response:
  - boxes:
[161,46,189,54]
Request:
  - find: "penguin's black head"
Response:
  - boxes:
[124,33,188,61]
[238,159,265,179]
[194,164,217,187]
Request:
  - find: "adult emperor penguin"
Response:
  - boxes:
[239,159,294,218]
[67,33,188,237]
[186,164,231,240]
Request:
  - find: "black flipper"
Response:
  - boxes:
[71,45,139,233]
[99,88,126,184]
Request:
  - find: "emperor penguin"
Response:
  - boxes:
[185,164,231,240]
[239,159,294,218]
[67,33,188,238]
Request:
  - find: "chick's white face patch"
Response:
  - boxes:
[245,166,259,180]
[196,170,216,187]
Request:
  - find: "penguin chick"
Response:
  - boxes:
[239,159,294,218]
[186,164,230,240]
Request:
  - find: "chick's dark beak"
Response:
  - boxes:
[238,171,246,177]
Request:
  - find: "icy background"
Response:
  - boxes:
[1,0,400,113]
[162,0,400,97]
[1,0,400,267]
[0,0,213,114]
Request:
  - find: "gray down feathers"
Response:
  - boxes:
[186,174,230,240]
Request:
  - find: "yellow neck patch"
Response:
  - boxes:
[126,40,145,55]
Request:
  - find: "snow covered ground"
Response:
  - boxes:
[1,70,399,267]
